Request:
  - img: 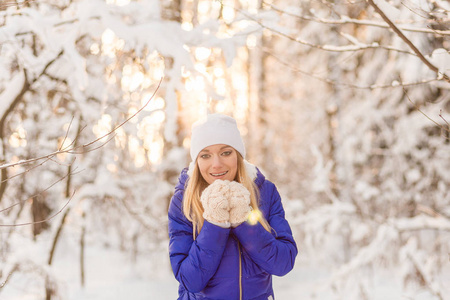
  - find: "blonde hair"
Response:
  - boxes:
[183,153,271,239]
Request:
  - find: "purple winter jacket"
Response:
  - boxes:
[168,166,298,300]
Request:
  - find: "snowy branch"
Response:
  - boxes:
[265,2,450,37]
[393,215,450,232]
[252,16,415,55]
[227,3,417,56]
[367,0,450,83]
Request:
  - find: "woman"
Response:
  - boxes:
[168,113,297,300]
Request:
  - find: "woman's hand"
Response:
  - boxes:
[228,181,251,227]
[200,180,231,224]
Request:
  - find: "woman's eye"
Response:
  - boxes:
[222,151,232,156]
[200,154,210,159]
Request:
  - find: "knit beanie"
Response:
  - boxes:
[190,114,246,161]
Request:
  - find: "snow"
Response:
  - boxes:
[1,239,446,300]
[373,0,401,21]
[429,48,450,77]
[0,71,26,120]
[1,0,450,299]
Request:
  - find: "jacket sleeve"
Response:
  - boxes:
[232,182,297,276]
[168,192,230,293]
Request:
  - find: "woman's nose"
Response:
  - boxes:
[211,156,222,168]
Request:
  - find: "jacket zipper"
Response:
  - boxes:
[238,242,242,300]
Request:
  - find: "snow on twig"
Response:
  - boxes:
[392,215,450,232]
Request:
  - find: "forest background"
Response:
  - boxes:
[0,0,449,299]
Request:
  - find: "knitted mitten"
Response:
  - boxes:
[228,181,251,226]
[200,180,231,224]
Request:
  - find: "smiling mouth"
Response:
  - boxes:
[211,171,228,177]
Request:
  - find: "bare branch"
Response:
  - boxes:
[59,116,75,151]
[0,263,19,292]
[439,110,450,128]
[66,133,116,155]
[403,88,450,138]
[0,157,52,184]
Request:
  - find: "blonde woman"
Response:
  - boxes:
[168,114,297,300]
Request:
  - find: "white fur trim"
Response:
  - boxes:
[244,160,257,180]
[187,161,195,178]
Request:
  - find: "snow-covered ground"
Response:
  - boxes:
[2,236,446,300]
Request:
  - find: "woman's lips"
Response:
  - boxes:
[210,171,228,178]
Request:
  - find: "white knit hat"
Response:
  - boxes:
[190,114,246,161]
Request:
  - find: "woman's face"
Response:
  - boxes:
[197,144,238,185]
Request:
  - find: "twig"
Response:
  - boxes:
[0,157,52,184]
[403,88,450,135]
[59,116,75,151]
[439,110,450,139]
[439,110,449,128]
[66,134,116,155]
[0,263,19,291]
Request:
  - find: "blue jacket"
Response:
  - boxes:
[168,166,297,300]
